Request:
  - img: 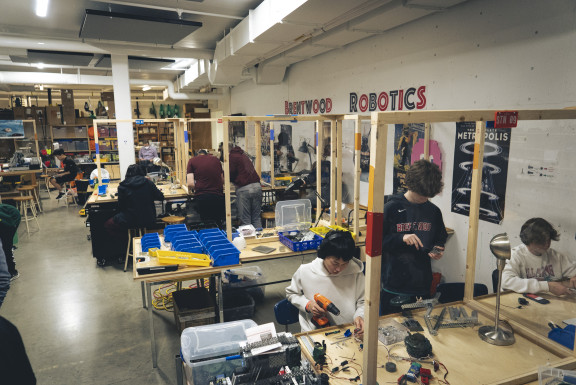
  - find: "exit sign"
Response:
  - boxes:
[135,119,144,125]
[494,111,518,128]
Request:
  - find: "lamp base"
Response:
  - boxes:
[478,325,515,346]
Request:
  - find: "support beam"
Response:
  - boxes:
[222,118,232,240]
[464,121,486,301]
[270,122,275,188]
[316,120,323,222]
[111,54,135,179]
[353,117,361,235]
[336,119,343,226]
[255,121,262,177]
[424,122,430,160]
[362,112,388,384]
[330,120,336,225]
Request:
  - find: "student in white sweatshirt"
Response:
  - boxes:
[286,230,365,335]
[502,218,576,295]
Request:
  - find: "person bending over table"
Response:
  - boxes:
[229,145,262,229]
[380,160,448,315]
[502,217,576,295]
[186,149,225,225]
[50,148,79,200]
[286,230,365,336]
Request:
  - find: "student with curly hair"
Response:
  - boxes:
[380,160,448,314]
[502,218,576,295]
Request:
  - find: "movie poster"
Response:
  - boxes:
[0,120,25,139]
[392,123,425,194]
[451,121,511,224]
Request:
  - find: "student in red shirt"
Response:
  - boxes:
[186,150,225,225]
[229,146,262,229]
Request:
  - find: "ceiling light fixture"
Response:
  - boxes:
[37,42,45,45]
[39,85,44,91]
[36,63,45,69]
[142,85,151,91]
[36,0,49,17]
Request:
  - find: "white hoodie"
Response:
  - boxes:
[502,244,576,293]
[285,257,365,332]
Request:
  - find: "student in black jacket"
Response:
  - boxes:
[104,165,164,255]
[380,160,448,314]
[0,316,36,384]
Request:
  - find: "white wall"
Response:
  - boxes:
[229,0,576,290]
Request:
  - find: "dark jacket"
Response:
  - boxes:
[229,146,260,188]
[0,316,36,385]
[114,176,164,228]
[381,194,448,295]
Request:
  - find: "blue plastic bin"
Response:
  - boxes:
[278,231,323,252]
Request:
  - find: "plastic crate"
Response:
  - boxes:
[310,225,356,241]
[141,233,161,252]
[538,366,576,384]
[278,231,323,252]
[222,266,265,302]
[197,228,240,267]
[149,249,211,267]
[163,224,188,243]
[173,288,216,334]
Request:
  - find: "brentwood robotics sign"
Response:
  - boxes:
[283,86,427,114]
[350,86,427,112]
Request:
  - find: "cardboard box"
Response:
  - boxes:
[46,106,62,125]
[61,89,74,108]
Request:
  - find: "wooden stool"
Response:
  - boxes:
[161,216,186,225]
[12,196,39,236]
[124,227,146,272]
[261,211,275,228]
[40,174,52,197]
[17,184,42,213]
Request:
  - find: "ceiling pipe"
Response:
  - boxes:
[0,72,222,100]
[90,0,244,20]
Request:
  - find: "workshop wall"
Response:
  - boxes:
[229,0,576,289]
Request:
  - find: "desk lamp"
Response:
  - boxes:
[478,233,515,346]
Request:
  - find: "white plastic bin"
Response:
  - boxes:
[275,199,311,231]
[222,266,266,302]
[181,319,257,385]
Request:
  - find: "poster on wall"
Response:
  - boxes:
[0,120,25,139]
[392,123,425,194]
[451,121,511,224]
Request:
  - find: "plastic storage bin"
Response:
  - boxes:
[197,228,240,267]
[172,287,216,334]
[278,231,323,252]
[181,319,257,385]
[538,366,576,384]
[163,224,188,243]
[141,233,161,252]
[222,266,265,302]
[275,199,312,231]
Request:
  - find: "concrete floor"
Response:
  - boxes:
[0,193,314,385]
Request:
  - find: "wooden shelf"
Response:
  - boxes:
[53,137,89,140]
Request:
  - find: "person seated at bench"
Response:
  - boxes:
[286,230,364,336]
[502,217,576,295]
[50,149,78,200]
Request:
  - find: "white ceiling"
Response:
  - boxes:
[0,0,469,102]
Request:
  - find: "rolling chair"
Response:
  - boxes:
[274,299,299,332]
[436,282,489,304]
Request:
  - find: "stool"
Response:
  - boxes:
[261,211,275,228]
[17,184,42,213]
[161,216,186,225]
[40,174,52,197]
[12,196,39,236]
[57,182,77,207]
[125,227,146,272]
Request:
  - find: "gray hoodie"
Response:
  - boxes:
[286,257,365,332]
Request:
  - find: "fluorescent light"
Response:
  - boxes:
[36,63,45,69]
[37,42,45,45]
[39,85,44,91]
[142,85,151,91]
[36,0,49,17]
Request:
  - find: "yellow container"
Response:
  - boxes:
[148,249,212,267]
[310,225,356,241]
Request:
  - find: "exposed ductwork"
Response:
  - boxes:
[0,72,222,100]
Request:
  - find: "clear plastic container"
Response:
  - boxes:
[181,319,257,385]
[538,366,576,385]
[275,199,311,231]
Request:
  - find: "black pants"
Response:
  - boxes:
[0,223,16,275]
[193,194,225,225]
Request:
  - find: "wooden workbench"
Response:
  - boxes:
[296,301,574,384]
[85,181,189,204]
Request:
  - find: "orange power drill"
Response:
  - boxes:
[312,293,341,328]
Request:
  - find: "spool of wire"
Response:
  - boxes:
[404,333,433,358]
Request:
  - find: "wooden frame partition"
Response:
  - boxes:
[362,108,576,384]
[92,119,188,188]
